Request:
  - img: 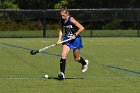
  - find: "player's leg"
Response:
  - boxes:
[73,49,89,72]
[58,44,70,80]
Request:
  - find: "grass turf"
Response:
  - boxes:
[0,37,140,93]
[0,30,139,37]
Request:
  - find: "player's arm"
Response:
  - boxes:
[70,17,85,37]
[57,26,63,43]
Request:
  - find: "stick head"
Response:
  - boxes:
[30,50,39,55]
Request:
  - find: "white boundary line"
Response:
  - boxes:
[0,78,44,80]
[0,76,140,80]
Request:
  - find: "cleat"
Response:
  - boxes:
[58,72,65,80]
[82,60,89,73]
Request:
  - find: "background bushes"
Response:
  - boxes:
[0,20,43,31]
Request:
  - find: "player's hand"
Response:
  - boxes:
[57,39,62,44]
[70,34,76,40]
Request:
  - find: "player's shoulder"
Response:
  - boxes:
[70,16,75,21]
[70,16,78,25]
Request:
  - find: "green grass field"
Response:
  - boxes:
[0,30,139,37]
[0,37,140,93]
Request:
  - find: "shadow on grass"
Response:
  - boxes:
[43,77,85,80]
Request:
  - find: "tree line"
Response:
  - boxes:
[0,0,139,31]
[0,0,140,9]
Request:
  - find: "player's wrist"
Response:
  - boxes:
[74,33,77,37]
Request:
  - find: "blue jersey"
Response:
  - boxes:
[61,16,83,50]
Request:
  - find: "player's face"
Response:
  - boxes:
[60,11,69,20]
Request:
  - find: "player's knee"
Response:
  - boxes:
[61,53,67,59]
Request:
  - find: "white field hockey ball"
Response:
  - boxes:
[45,74,49,78]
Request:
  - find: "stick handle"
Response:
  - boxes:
[57,38,71,45]
[39,38,71,52]
[30,38,71,55]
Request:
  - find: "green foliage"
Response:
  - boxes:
[102,21,122,30]
[47,23,59,30]
[0,0,19,9]
[1,0,138,9]
[0,20,43,31]
[54,0,70,9]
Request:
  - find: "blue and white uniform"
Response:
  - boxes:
[61,16,83,50]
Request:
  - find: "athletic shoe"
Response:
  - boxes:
[58,72,65,80]
[82,60,89,73]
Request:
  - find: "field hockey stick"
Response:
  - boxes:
[30,38,71,55]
